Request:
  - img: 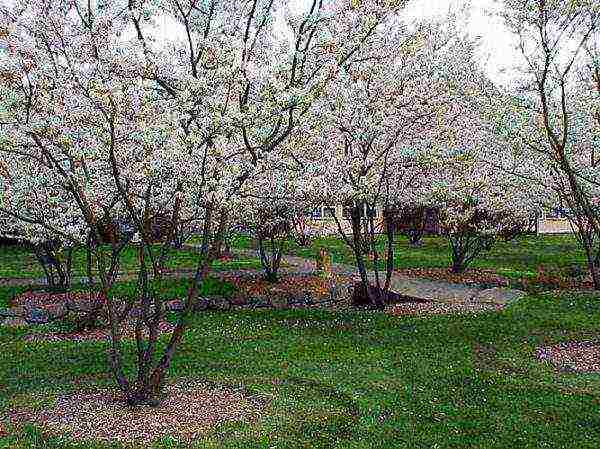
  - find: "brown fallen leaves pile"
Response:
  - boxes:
[218,272,352,298]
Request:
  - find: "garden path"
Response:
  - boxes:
[0,245,525,306]
[207,247,526,306]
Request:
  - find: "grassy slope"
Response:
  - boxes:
[0,244,261,280]
[229,233,586,278]
[1,283,600,449]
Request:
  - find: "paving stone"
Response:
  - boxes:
[165,299,184,311]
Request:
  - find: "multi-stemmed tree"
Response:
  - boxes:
[0,0,407,405]
[430,151,537,273]
[234,160,312,282]
[478,0,600,287]
[298,13,488,308]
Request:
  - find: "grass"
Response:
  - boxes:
[229,233,588,279]
[0,244,261,280]
[1,281,600,448]
[5,233,583,285]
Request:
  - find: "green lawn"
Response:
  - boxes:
[1,283,600,448]
[229,233,587,280]
[0,244,262,280]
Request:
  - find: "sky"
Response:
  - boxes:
[0,0,521,88]
[400,0,519,87]
[284,0,521,88]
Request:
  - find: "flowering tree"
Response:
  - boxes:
[235,146,324,282]
[0,0,406,405]
[431,154,536,273]
[298,14,486,308]
[236,199,294,282]
[479,0,600,286]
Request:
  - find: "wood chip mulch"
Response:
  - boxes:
[387,302,505,316]
[5,380,266,444]
[535,340,600,373]
[217,272,354,298]
[10,291,105,309]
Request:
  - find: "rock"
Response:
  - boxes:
[128,306,156,319]
[24,307,52,325]
[229,296,248,307]
[0,308,19,318]
[193,297,212,311]
[287,294,312,308]
[43,303,68,318]
[330,284,353,303]
[471,287,526,305]
[210,296,232,310]
[246,296,272,309]
[165,299,184,312]
[66,298,101,314]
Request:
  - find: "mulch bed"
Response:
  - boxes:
[6,290,177,343]
[10,290,103,311]
[215,271,356,306]
[394,267,510,287]
[5,379,265,445]
[535,340,600,373]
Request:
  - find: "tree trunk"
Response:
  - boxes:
[257,231,282,283]
[449,237,467,274]
[578,228,600,289]
[351,206,384,310]
[408,230,423,247]
[145,205,215,399]
[210,209,229,259]
[32,241,74,291]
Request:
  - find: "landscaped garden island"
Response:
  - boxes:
[1,233,600,448]
[1,0,600,447]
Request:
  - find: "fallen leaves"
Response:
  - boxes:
[217,272,354,301]
[387,302,504,316]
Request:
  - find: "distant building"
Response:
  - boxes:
[299,204,385,236]
[534,207,574,234]
[300,204,576,236]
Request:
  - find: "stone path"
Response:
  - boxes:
[216,247,525,306]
